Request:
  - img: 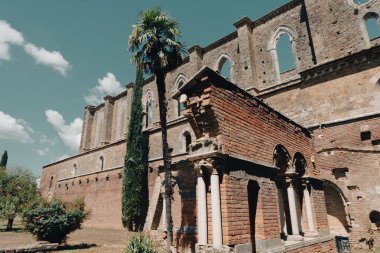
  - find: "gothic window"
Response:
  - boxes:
[276,33,296,73]
[116,102,127,140]
[354,0,369,4]
[177,80,186,116]
[364,13,380,41]
[216,54,232,81]
[273,145,291,173]
[145,91,153,127]
[97,156,104,171]
[94,111,104,147]
[183,131,192,152]
[71,163,77,177]
[293,152,307,177]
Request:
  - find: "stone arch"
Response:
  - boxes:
[323,180,351,236]
[293,152,307,177]
[178,128,195,153]
[268,25,299,82]
[144,90,154,127]
[172,74,188,118]
[273,144,291,173]
[214,53,234,82]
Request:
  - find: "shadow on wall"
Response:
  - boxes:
[248,180,260,253]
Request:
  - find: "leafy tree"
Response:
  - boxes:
[0,167,38,231]
[23,197,88,243]
[129,8,186,251]
[0,150,8,168]
[122,65,146,230]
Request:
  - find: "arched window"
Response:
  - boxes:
[145,92,153,127]
[273,145,291,173]
[364,13,380,41]
[216,54,233,81]
[370,211,380,228]
[173,75,187,118]
[116,101,127,140]
[354,0,369,4]
[97,156,104,171]
[71,163,77,177]
[94,111,104,147]
[293,152,307,177]
[276,33,296,73]
[183,131,192,152]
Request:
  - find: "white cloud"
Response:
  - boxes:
[24,43,71,76]
[36,147,50,156]
[45,110,83,152]
[84,73,125,105]
[39,134,56,146]
[0,20,24,60]
[0,111,33,143]
[0,20,71,76]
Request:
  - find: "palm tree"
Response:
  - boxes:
[128,8,186,252]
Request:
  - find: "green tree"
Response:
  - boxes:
[122,65,146,230]
[0,150,8,168]
[128,8,185,251]
[0,167,38,231]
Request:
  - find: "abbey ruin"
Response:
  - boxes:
[40,0,380,252]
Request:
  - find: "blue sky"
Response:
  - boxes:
[0,0,289,176]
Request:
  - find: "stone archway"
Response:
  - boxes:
[323,181,350,236]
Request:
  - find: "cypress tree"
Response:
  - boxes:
[0,151,8,168]
[121,65,145,230]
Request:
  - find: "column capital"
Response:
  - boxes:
[194,158,223,176]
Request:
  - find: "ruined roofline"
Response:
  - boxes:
[234,0,303,29]
[175,66,312,138]
[300,44,380,81]
[42,138,126,169]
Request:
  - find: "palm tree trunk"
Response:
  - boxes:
[156,70,173,253]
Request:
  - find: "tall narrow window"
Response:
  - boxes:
[177,81,186,116]
[97,156,104,171]
[145,92,153,127]
[365,14,380,40]
[183,131,192,152]
[276,34,295,73]
[71,164,77,177]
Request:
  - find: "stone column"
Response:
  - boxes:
[162,193,167,230]
[211,169,222,248]
[277,186,288,236]
[197,174,208,246]
[303,181,317,237]
[286,177,303,241]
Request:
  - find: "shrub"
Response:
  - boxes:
[125,233,160,253]
[23,197,88,243]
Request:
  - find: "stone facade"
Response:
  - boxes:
[40,0,380,251]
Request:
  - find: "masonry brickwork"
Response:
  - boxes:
[40,0,380,252]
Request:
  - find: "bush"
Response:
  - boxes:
[23,197,88,243]
[125,233,160,253]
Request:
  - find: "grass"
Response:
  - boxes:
[0,218,137,253]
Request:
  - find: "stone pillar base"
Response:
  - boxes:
[304,231,319,238]
[195,244,233,253]
[287,235,304,241]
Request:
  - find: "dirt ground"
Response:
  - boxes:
[2,219,380,253]
[0,219,136,253]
